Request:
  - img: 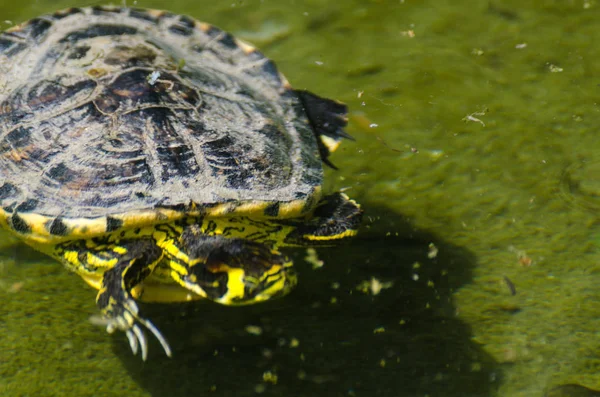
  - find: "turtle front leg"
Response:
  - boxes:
[56,238,171,360]
[283,192,363,245]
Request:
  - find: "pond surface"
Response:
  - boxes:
[2,1,600,396]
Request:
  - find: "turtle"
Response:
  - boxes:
[0,6,362,360]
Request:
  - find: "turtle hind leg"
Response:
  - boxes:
[295,90,353,169]
[172,232,297,305]
[57,237,171,360]
[284,192,363,246]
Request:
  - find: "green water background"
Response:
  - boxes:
[2,0,600,396]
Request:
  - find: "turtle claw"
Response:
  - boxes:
[125,327,139,356]
[131,324,148,360]
[136,316,172,358]
[95,297,172,360]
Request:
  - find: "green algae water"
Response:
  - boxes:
[2,1,600,396]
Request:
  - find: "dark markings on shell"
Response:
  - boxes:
[259,60,282,86]
[201,136,250,189]
[168,19,194,37]
[52,8,83,20]
[178,15,196,29]
[203,25,222,40]
[27,79,97,112]
[104,45,157,67]
[11,213,31,234]
[47,163,75,183]
[264,202,280,217]
[0,6,332,221]
[67,44,91,59]
[168,25,192,36]
[218,33,238,50]
[106,216,124,232]
[0,183,19,200]
[91,6,123,16]
[3,126,32,149]
[0,38,15,52]
[15,198,39,212]
[0,39,26,56]
[199,25,239,50]
[23,18,53,40]
[58,24,138,44]
[128,8,160,24]
[48,217,69,236]
[138,107,201,182]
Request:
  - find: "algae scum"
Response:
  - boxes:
[2,1,600,396]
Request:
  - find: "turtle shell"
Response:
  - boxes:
[0,6,328,243]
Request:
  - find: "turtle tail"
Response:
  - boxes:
[295,90,353,169]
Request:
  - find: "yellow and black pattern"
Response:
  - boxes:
[0,191,320,245]
[15,192,362,359]
[0,5,363,360]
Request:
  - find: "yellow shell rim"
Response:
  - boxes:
[0,186,321,245]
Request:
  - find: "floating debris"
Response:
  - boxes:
[262,371,278,384]
[508,246,533,267]
[548,64,563,73]
[245,325,263,336]
[375,136,404,153]
[146,70,161,85]
[462,107,488,126]
[503,276,517,296]
[427,149,445,160]
[356,277,393,295]
[305,248,324,269]
[427,242,438,259]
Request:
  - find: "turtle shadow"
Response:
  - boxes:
[119,203,500,397]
